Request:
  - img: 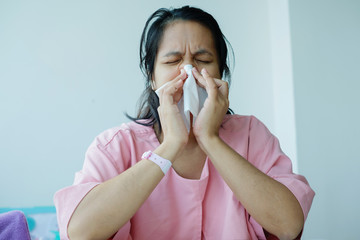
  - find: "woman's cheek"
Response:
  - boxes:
[154,67,181,88]
[163,67,181,82]
[205,65,221,78]
[195,62,220,78]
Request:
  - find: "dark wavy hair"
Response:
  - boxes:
[127,6,234,133]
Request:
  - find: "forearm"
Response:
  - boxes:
[199,136,304,239]
[68,143,179,240]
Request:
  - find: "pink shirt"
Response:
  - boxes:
[54,115,314,240]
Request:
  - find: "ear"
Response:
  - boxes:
[150,80,156,90]
[150,72,156,90]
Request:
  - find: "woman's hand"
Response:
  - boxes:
[156,69,188,159]
[192,68,229,147]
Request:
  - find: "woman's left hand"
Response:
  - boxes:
[192,67,229,146]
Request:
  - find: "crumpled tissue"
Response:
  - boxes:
[155,64,207,132]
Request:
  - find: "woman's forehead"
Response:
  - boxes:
[157,20,216,55]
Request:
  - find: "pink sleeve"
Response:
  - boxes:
[247,116,315,238]
[53,127,133,240]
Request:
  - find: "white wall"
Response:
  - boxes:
[0,0,145,207]
[267,0,298,173]
[0,0,297,217]
[289,0,360,239]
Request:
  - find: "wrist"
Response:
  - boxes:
[154,140,185,163]
[197,134,222,154]
[142,151,172,175]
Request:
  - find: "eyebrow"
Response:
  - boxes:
[163,51,182,57]
[194,49,214,57]
[162,49,214,57]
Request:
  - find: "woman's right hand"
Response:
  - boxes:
[156,69,188,160]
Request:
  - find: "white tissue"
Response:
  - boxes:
[155,64,207,132]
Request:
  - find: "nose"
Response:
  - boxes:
[179,58,198,72]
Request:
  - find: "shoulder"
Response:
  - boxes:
[219,114,254,146]
[93,120,156,148]
[220,114,274,151]
[221,114,265,133]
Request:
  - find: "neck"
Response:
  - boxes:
[154,124,206,179]
[155,126,199,149]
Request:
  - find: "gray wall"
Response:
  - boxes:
[289,0,360,239]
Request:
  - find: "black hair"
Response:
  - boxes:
[126,6,234,133]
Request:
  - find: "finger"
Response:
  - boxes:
[161,79,184,104]
[157,69,186,98]
[173,69,187,84]
[199,68,229,99]
[160,69,186,104]
[201,68,218,97]
[192,67,206,88]
[213,78,229,98]
[164,79,184,95]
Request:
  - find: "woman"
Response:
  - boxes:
[54,6,314,240]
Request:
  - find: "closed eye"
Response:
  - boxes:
[165,59,181,64]
[196,59,211,64]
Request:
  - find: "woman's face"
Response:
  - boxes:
[152,20,221,89]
